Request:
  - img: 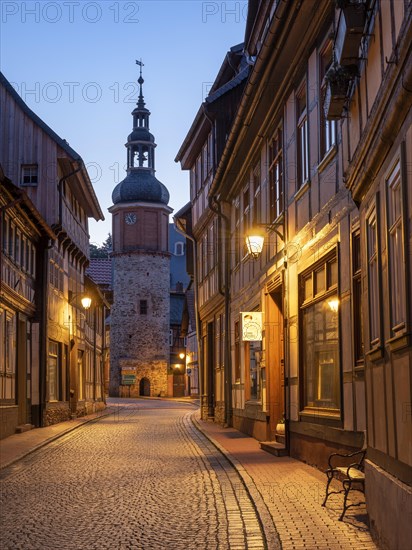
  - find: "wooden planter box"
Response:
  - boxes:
[324,81,348,120]
[335,3,366,66]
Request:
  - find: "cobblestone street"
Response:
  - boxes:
[0,400,270,550]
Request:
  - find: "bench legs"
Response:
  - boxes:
[322,470,339,507]
[322,471,365,521]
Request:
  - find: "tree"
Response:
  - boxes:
[90,234,112,258]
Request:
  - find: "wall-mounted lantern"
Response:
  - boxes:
[245,218,285,260]
[69,290,92,310]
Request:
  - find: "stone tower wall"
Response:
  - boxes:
[109,251,170,397]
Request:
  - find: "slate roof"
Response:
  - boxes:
[112,170,170,205]
[86,259,113,289]
[170,293,185,325]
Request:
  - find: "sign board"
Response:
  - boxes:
[121,373,136,385]
[241,312,263,341]
[121,368,136,375]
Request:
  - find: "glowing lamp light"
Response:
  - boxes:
[328,299,339,313]
[178,352,186,360]
[80,296,92,310]
[245,233,265,259]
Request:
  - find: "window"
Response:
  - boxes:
[243,186,250,233]
[0,310,16,402]
[21,164,38,186]
[387,161,407,334]
[48,340,59,402]
[140,299,148,315]
[174,241,184,256]
[234,200,240,266]
[248,341,262,401]
[319,40,336,157]
[2,215,8,255]
[297,83,309,187]
[366,207,380,347]
[352,230,364,366]
[208,222,216,271]
[202,233,208,275]
[253,164,261,226]
[268,123,283,221]
[196,155,202,194]
[77,350,84,401]
[301,255,340,412]
[15,230,20,265]
[85,350,94,399]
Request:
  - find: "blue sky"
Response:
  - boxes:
[1,0,247,245]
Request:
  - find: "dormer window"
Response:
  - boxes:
[21,164,38,186]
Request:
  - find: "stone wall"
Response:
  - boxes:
[110,252,170,397]
[44,403,71,426]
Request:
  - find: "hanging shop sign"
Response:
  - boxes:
[241,312,263,341]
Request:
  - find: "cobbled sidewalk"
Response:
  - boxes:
[193,411,377,550]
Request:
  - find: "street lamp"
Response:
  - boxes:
[68,290,92,309]
[245,218,285,260]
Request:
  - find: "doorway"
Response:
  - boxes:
[139,377,151,396]
[267,284,285,437]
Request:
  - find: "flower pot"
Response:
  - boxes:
[324,82,347,120]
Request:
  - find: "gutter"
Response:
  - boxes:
[208,195,232,427]
[173,215,204,412]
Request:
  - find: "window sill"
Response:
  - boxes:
[300,408,341,421]
[386,332,410,353]
[317,145,337,174]
[366,345,384,362]
[294,179,310,202]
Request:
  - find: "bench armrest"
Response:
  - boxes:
[327,449,366,470]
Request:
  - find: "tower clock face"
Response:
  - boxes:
[125,212,137,225]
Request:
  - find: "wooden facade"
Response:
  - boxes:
[176,44,249,422]
[0,72,105,433]
[177,1,411,547]
[340,2,411,547]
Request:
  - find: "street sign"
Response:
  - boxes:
[122,374,136,385]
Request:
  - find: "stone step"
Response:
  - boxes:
[15,424,34,434]
[260,440,288,457]
[275,434,285,445]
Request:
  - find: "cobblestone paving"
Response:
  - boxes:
[0,401,271,550]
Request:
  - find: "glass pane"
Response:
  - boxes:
[304,275,312,301]
[327,259,337,288]
[315,267,325,294]
[303,298,340,409]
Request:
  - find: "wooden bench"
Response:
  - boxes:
[322,447,366,521]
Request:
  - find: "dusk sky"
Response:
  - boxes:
[1,0,247,244]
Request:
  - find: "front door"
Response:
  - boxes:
[267,285,285,438]
[173,374,185,397]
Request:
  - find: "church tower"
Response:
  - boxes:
[109,62,172,397]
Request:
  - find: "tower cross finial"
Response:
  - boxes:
[136,58,144,78]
